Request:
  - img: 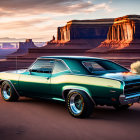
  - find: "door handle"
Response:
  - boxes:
[46,77,50,80]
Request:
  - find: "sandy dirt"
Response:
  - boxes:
[0,93,140,140]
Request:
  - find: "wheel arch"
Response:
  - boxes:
[62,86,96,105]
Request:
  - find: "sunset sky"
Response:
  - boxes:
[0,0,139,42]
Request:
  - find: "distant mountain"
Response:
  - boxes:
[0,37,44,42]
[0,37,26,42]
[0,49,17,59]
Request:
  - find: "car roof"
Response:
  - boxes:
[39,56,106,61]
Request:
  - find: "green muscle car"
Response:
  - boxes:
[0,56,140,118]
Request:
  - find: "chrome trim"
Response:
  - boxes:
[62,88,96,105]
[69,93,84,115]
[122,81,125,95]
[119,93,140,105]
[2,83,11,100]
[126,93,140,99]
[0,80,20,97]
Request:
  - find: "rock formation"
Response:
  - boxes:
[9,39,37,56]
[88,15,140,52]
[26,18,114,55]
[57,19,114,41]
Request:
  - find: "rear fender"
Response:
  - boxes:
[62,85,96,105]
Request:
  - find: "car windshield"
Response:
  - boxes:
[82,60,129,75]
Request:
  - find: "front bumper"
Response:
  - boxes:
[119,93,140,105]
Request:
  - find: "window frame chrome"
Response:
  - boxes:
[27,58,72,75]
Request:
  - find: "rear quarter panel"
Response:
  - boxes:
[51,74,123,105]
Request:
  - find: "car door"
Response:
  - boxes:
[18,59,55,98]
[50,60,71,98]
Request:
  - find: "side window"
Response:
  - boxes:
[53,60,69,74]
[30,59,54,73]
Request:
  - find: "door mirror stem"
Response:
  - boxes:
[29,69,32,75]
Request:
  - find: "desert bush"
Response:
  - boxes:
[130,61,140,74]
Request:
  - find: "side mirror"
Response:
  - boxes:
[29,69,32,74]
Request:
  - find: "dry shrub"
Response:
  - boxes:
[130,61,140,74]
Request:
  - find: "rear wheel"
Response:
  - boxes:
[113,104,133,110]
[66,90,94,118]
[1,81,19,101]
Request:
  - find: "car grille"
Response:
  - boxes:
[124,83,140,95]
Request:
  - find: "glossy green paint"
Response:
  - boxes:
[51,73,123,105]
[0,73,123,106]
[0,56,130,106]
[18,72,52,97]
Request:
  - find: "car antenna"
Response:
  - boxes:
[16,56,18,73]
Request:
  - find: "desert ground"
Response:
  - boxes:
[0,94,140,140]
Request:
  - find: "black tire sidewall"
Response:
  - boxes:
[66,90,94,118]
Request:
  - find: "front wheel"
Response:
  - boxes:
[1,81,19,101]
[66,90,94,118]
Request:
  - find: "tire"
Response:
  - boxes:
[1,81,19,102]
[66,90,94,118]
[113,104,133,110]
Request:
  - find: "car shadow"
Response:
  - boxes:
[90,105,140,122]
[17,97,140,122]
[17,96,66,112]
[18,96,65,105]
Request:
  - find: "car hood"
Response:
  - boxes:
[100,72,140,83]
[1,69,27,74]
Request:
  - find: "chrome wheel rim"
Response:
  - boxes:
[70,93,84,115]
[2,84,11,100]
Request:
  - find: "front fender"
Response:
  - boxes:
[0,79,20,96]
[0,72,21,91]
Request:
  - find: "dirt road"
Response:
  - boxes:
[0,94,140,140]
